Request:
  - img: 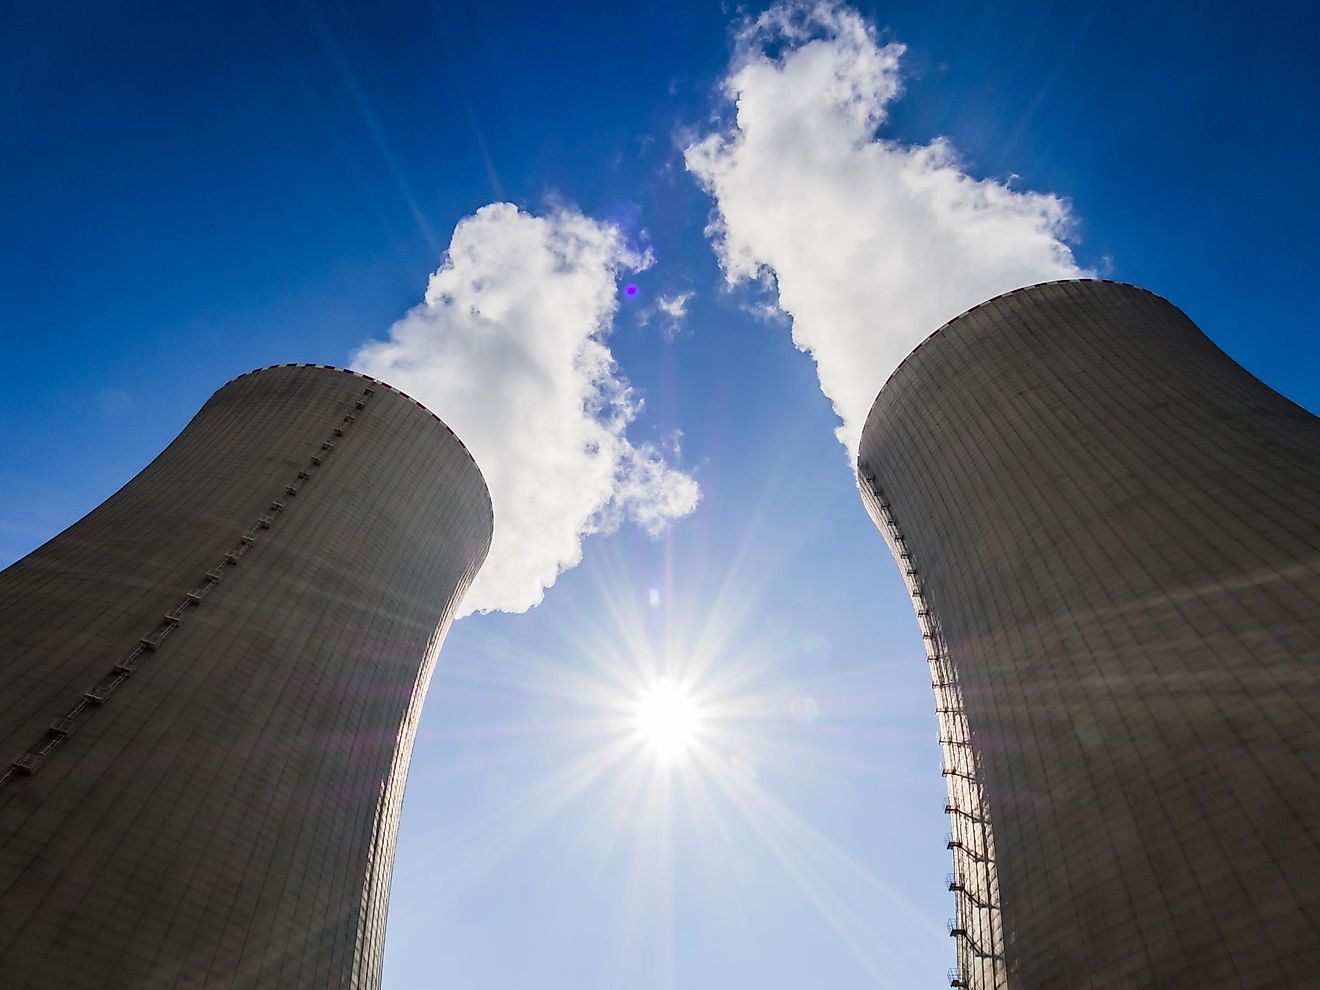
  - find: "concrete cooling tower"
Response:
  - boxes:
[857,280,1320,988]
[0,364,492,989]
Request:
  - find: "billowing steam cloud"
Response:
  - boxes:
[354,203,699,616]
[686,1,1085,458]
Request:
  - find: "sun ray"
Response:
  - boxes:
[703,754,944,985]
[410,507,947,987]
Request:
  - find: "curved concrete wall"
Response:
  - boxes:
[858,281,1320,988]
[0,365,492,989]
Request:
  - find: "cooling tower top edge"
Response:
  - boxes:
[855,278,1173,476]
[220,363,492,515]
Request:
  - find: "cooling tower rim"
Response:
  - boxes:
[221,363,493,518]
[855,278,1177,478]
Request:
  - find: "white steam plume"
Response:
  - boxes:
[354,203,700,616]
[685,1,1085,458]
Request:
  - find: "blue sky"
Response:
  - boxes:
[4,2,1320,987]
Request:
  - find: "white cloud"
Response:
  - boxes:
[653,290,696,338]
[354,203,700,616]
[657,291,694,323]
[685,1,1085,458]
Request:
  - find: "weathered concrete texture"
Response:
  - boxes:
[0,365,492,989]
[858,280,1320,989]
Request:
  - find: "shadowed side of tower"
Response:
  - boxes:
[0,364,493,989]
[857,281,1320,988]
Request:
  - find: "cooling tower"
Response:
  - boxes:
[0,364,492,989]
[856,280,1320,988]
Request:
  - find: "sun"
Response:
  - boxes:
[633,677,701,765]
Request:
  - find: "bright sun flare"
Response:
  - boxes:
[633,678,700,764]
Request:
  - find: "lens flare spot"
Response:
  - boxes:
[789,695,820,724]
[625,284,639,297]
[728,751,759,780]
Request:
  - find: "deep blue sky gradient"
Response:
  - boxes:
[4,3,1319,987]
